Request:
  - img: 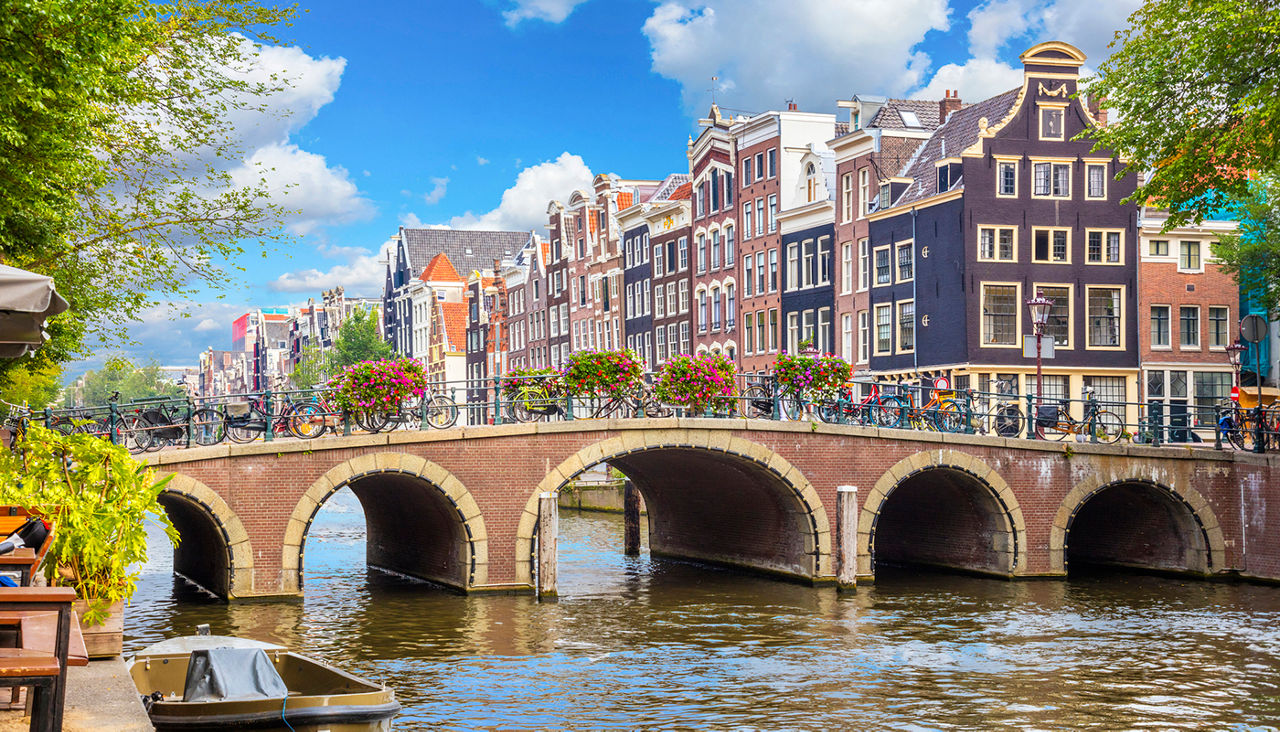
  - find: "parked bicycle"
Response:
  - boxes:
[1033,387,1123,443]
[882,377,966,432]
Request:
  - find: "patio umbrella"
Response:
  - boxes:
[0,265,69,359]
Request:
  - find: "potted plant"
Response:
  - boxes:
[654,352,737,415]
[327,357,429,430]
[773,352,853,402]
[0,423,176,657]
[561,349,645,399]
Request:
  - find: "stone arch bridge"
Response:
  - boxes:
[143,419,1280,600]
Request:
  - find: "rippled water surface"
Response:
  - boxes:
[127,490,1280,729]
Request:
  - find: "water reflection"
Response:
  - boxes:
[128,489,1280,729]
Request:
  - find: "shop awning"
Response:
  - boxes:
[0,265,69,359]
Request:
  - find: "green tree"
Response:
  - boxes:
[0,0,298,380]
[289,344,330,389]
[1212,173,1280,313]
[71,358,185,406]
[329,309,392,371]
[0,362,64,410]
[1087,0,1280,227]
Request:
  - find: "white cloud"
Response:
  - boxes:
[502,0,591,26]
[910,57,1022,103]
[72,301,257,375]
[194,318,221,332]
[232,143,375,236]
[476,156,490,166]
[400,212,425,228]
[423,177,449,205]
[642,0,950,114]
[269,240,395,296]
[442,152,592,232]
[911,0,1142,104]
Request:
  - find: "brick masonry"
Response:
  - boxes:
[146,420,1280,600]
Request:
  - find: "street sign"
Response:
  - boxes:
[1241,313,1269,343]
[1023,335,1055,359]
[1232,386,1240,401]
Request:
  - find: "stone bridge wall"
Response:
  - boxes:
[144,419,1280,600]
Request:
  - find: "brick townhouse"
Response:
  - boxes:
[619,177,693,368]
[688,105,739,360]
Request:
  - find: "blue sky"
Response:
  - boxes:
[79,0,1143,375]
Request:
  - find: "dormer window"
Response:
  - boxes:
[1040,107,1064,140]
[806,163,819,202]
[937,165,950,193]
[878,183,891,210]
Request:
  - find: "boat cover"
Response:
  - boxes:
[182,648,289,702]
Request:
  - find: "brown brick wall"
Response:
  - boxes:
[1138,260,1238,364]
[151,423,1280,599]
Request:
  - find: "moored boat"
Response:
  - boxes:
[127,631,400,731]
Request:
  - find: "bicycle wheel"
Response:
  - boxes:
[119,415,151,453]
[592,396,626,419]
[1042,416,1072,441]
[1091,410,1125,443]
[930,399,965,433]
[426,395,459,429]
[743,385,773,418]
[189,408,226,446]
[287,402,326,440]
[994,404,1023,437]
[874,396,906,428]
[780,392,805,421]
[226,419,260,443]
[354,411,391,434]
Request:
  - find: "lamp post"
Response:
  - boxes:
[1026,291,1054,438]
[1227,341,1247,388]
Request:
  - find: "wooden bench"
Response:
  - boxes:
[0,586,77,731]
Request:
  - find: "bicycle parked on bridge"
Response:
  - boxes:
[1033,386,1124,443]
[879,377,966,432]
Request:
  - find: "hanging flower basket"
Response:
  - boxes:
[326,358,429,414]
[773,352,852,400]
[562,349,645,397]
[500,367,564,399]
[654,352,737,415]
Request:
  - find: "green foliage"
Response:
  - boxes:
[562,350,644,397]
[0,0,299,380]
[0,424,177,624]
[326,358,428,414]
[289,344,331,390]
[329,309,393,370]
[70,358,184,406]
[0,361,64,410]
[1086,0,1280,227]
[773,353,853,399]
[1212,173,1280,314]
[654,352,737,415]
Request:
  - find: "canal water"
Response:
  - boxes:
[128,490,1280,729]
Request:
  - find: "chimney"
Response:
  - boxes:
[940,89,962,123]
[787,99,798,111]
[1087,94,1109,126]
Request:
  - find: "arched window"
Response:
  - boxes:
[806,162,818,202]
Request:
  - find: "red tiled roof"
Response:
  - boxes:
[670,182,692,200]
[439,302,467,351]
[420,253,462,283]
[617,192,635,211]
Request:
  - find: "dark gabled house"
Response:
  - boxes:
[865,41,1140,419]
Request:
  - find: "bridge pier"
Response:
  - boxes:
[836,485,857,591]
[537,491,558,599]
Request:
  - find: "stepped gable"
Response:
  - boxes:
[892,88,1021,207]
[400,228,528,274]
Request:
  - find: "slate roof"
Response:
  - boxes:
[870,99,943,130]
[891,88,1021,207]
[400,228,529,275]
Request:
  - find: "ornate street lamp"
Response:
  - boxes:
[1027,291,1054,437]
[1227,341,1247,387]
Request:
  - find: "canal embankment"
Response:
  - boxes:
[0,657,152,731]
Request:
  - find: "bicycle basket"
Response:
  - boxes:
[226,402,252,418]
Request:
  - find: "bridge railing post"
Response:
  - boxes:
[262,388,274,442]
[43,407,53,432]
[563,389,574,421]
[342,409,351,437]
[836,485,858,591]
[105,403,117,445]
[419,394,430,432]
[1213,403,1223,451]
[185,396,194,449]
[1026,394,1037,440]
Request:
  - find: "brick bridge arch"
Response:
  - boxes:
[516,432,832,586]
[1050,472,1227,575]
[159,474,255,598]
[858,449,1027,578]
[281,452,490,594]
